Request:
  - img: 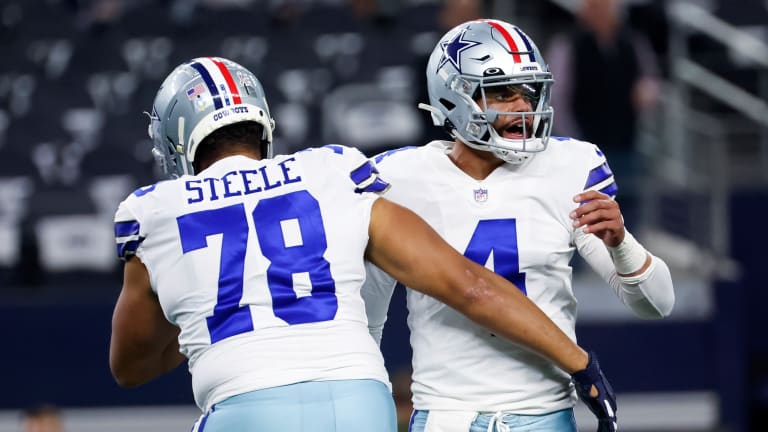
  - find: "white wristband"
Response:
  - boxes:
[606,231,648,276]
[617,258,656,285]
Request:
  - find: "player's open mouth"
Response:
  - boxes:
[501,120,533,139]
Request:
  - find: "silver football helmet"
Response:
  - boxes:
[148,57,276,177]
[420,19,554,164]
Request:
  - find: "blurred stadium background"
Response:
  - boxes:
[0,0,767,431]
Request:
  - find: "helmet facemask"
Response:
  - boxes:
[462,73,554,164]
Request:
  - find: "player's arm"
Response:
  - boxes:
[366,197,588,374]
[572,190,675,318]
[109,257,185,387]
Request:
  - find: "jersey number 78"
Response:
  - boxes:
[177,190,337,344]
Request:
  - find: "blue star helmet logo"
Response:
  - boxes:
[437,29,480,73]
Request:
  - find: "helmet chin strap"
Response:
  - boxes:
[457,134,532,165]
[493,147,531,165]
[485,124,540,164]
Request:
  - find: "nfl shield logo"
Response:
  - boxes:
[474,188,488,202]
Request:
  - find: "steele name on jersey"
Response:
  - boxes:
[184,157,302,203]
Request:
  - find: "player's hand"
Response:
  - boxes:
[571,190,624,247]
[571,351,618,432]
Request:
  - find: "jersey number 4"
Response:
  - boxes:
[177,190,337,344]
[464,219,527,295]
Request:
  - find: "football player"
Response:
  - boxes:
[109,57,616,432]
[363,19,674,432]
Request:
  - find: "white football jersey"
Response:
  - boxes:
[113,146,391,412]
[364,138,619,414]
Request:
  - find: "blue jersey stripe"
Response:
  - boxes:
[584,162,613,189]
[117,238,145,259]
[407,410,416,432]
[350,161,376,185]
[323,144,344,154]
[190,62,223,110]
[599,182,618,197]
[114,220,140,238]
[373,146,417,164]
[355,177,390,194]
[351,160,389,193]
[133,183,157,197]
[196,405,215,432]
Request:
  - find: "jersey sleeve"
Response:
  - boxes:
[320,145,391,194]
[350,158,390,194]
[113,188,152,261]
[361,261,398,345]
[582,145,618,198]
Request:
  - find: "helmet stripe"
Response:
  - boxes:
[190,61,224,110]
[210,57,242,105]
[484,20,521,63]
[197,57,233,106]
[513,28,537,62]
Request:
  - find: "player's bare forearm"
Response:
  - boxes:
[110,258,185,387]
[367,198,588,374]
[110,333,184,387]
[110,302,184,386]
[454,261,588,373]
